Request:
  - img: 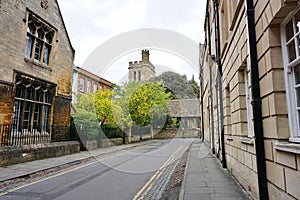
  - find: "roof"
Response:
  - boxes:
[167,99,201,117]
[56,0,75,54]
[75,66,113,87]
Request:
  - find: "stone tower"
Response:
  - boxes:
[128,50,155,82]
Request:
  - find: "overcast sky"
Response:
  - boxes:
[57,0,206,84]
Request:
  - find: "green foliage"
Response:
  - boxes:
[164,116,181,128]
[189,76,200,99]
[129,82,171,127]
[75,93,95,113]
[150,71,199,99]
[91,81,171,134]
[111,82,139,130]
[72,108,99,140]
[94,89,114,125]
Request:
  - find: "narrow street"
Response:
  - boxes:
[0,139,193,200]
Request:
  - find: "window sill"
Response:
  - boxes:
[274,142,300,155]
[240,137,254,145]
[289,138,300,143]
[24,57,52,72]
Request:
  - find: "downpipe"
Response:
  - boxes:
[245,0,269,199]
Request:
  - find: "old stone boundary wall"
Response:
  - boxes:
[0,141,80,167]
[154,128,200,139]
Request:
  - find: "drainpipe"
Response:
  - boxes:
[199,43,205,142]
[213,0,226,168]
[209,61,215,155]
[215,81,221,155]
[245,0,269,199]
[205,8,215,153]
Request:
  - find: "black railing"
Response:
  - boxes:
[0,124,51,146]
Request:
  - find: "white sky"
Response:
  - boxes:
[57,0,206,84]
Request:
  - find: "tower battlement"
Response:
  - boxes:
[128,49,155,82]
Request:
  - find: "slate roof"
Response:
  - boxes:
[167,99,201,117]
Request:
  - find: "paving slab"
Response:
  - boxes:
[180,139,251,200]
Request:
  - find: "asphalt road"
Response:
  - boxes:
[0,138,193,200]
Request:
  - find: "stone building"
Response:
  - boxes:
[201,0,300,199]
[72,66,113,104]
[0,0,75,143]
[167,99,201,129]
[128,50,155,82]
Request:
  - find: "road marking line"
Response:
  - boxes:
[0,142,163,197]
[1,160,98,196]
[132,142,188,200]
[0,151,126,197]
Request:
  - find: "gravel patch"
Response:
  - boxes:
[160,147,190,200]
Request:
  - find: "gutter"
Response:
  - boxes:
[244,0,269,199]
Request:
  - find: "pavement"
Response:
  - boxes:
[0,139,250,200]
[180,139,251,200]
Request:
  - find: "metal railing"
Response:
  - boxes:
[0,124,51,146]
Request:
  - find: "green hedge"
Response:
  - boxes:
[101,123,122,138]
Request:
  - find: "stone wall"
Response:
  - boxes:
[98,138,123,148]
[0,141,80,167]
[52,96,72,142]
[0,0,74,132]
[0,0,74,87]
[0,82,13,125]
[202,1,300,199]
[154,128,199,139]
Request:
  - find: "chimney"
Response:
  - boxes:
[142,49,149,63]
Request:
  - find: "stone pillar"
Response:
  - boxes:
[150,125,153,139]
[128,127,132,144]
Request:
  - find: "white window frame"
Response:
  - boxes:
[93,83,97,93]
[244,69,253,138]
[79,78,84,92]
[281,6,300,143]
[87,81,91,93]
